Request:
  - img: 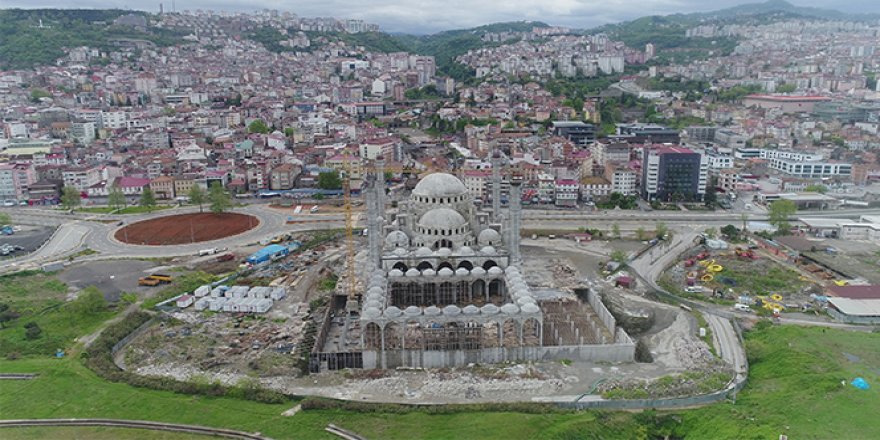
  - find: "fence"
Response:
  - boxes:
[111,317,158,369]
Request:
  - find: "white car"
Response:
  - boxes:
[2,200,16,207]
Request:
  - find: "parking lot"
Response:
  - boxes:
[57,260,161,302]
[0,225,55,257]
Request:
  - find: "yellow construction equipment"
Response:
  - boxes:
[701,274,714,282]
[708,264,724,273]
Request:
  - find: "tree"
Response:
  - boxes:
[188,184,206,213]
[636,227,647,241]
[777,83,797,93]
[721,224,739,239]
[139,187,157,212]
[610,249,628,263]
[61,186,81,211]
[0,303,20,328]
[248,119,269,134]
[704,227,717,239]
[655,222,668,239]
[24,321,42,340]
[208,182,232,214]
[768,199,797,234]
[284,127,294,138]
[0,212,10,225]
[318,171,342,190]
[612,223,621,240]
[804,184,828,194]
[108,186,126,211]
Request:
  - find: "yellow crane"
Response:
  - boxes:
[338,157,428,310]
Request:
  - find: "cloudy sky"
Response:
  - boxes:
[4,0,879,33]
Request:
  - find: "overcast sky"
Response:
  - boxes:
[4,1,879,34]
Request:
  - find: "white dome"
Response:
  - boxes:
[363,307,381,319]
[470,267,486,276]
[422,269,436,276]
[385,230,409,248]
[521,303,540,314]
[368,287,384,295]
[436,247,452,257]
[416,247,433,257]
[424,305,441,316]
[404,306,422,316]
[478,228,502,245]
[488,266,504,275]
[393,247,408,257]
[438,267,454,277]
[389,269,404,277]
[443,305,462,316]
[516,296,536,306]
[481,246,497,255]
[501,303,520,315]
[455,267,470,276]
[505,266,521,275]
[458,246,475,256]
[481,304,499,315]
[405,268,420,277]
[384,306,402,318]
[418,208,467,231]
[463,305,480,315]
[412,173,468,198]
[365,300,382,309]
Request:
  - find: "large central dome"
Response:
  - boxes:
[412,173,468,198]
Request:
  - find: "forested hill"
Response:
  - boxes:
[0,9,185,70]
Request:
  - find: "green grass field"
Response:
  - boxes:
[0,426,212,440]
[0,272,118,356]
[2,325,878,439]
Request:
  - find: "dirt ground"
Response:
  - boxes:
[57,260,161,302]
[115,213,259,245]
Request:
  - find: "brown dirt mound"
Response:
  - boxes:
[115,212,259,245]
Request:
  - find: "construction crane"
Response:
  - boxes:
[338,155,428,314]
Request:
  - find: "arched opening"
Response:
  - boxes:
[390,282,406,306]
[457,260,474,270]
[364,323,382,350]
[406,282,421,306]
[437,261,454,271]
[482,321,500,348]
[405,320,423,350]
[472,279,487,304]
[488,279,504,304]
[416,261,434,271]
[423,283,437,305]
[463,321,482,350]
[424,321,444,350]
[501,319,519,348]
[392,262,408,272]
[482,260,498,270]
[438,282,455,305]
[432,239,453,250]
[522,318,541,347]
[384,323,402,350]
[456,281,470,303]
[446,322,462,350]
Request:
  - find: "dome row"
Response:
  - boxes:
[362,302,540,320]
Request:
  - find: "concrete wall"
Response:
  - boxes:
[584,288,618,334]
[362,342,635,369]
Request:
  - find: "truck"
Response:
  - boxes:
[246,244,289,265]
[138,273,173,286]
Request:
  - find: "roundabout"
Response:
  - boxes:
[114,212,260,245]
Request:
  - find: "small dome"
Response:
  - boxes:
[478,228,502,245]
[516,296,536,306]
[481,304,499,315]
[364,300,382,309]
[505,266,521,275]
[412,173,468,198]
[470,267,487,276]
[384,306,402,318]
[394,247,408,257]
[405,268,420,277]
[363,307,381,319]
[422,269,436,276]
[368,287,384,295]
[501,303,520,315]
[384,230,409,248]
[389,269,404,277]
[424,305,441,316]
[442,305,461,316]
[436,247,452,257]
[455,267,470,276]
[463,305,480,315]
[418,208,467,231]
[404,306,422,316]
[481,246,497,255]
[438,267,454,277]
[488,266,504,275]
[458,246,475,256]
[415,247,433,257]
[521,303,540,314]
[371,274,385,284]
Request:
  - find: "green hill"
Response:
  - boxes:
[0,9,185,70]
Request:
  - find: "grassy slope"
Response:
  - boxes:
[1,426,211,440]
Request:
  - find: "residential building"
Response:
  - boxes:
[150,175,176,199]
[552,121,596,146]
[270,163,300,190]
[0,163,37,200]
[604,163,638,196]
[554,178,579,206]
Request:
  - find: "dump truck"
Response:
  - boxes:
[138,273,173,286]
